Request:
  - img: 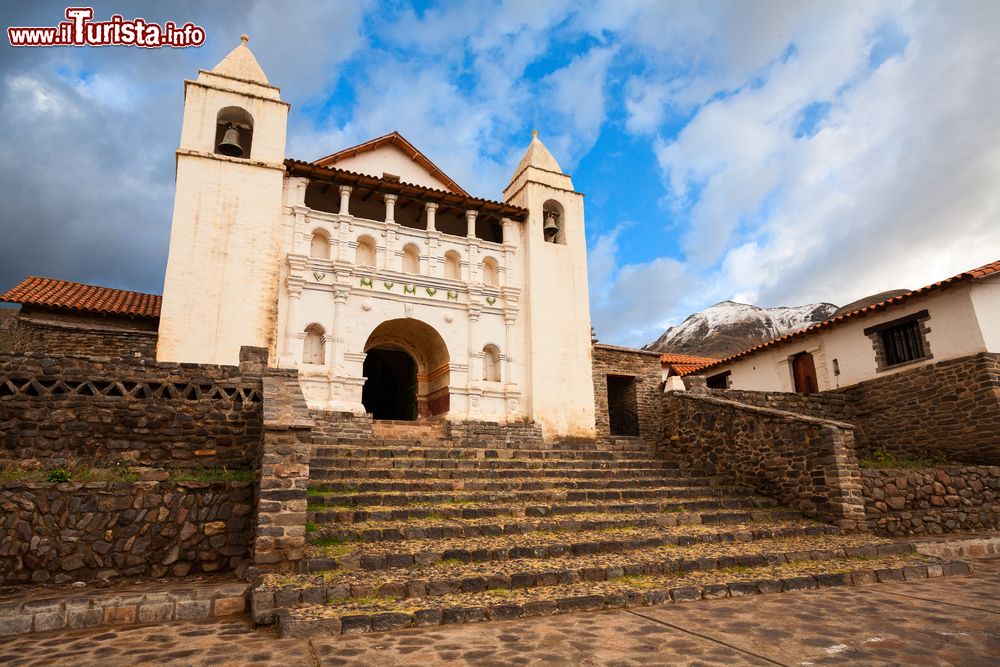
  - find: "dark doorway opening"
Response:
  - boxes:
[792,352,818,393]
[607,375,640,437]
[362,348,417,420]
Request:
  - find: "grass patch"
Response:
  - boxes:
[168,467,253,482]
[486,587,515,597]
[310,535,350,548]
[661,505,687,514]
[0,462,138,484]
[305,521,318,533]
[307,487,327,496]
[859,450,948,470]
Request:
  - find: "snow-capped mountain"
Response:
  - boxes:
[644,301,838,358]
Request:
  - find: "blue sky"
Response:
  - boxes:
[1,1,998,347]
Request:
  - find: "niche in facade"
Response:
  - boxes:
[542,200,565,244]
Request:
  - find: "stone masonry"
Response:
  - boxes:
[862,466,999,536]
[592,344,662,441]
[659,391,867,530]
[843,353,1000,464]
[0,481,252,585]
[252,368,313,572]
[0,352,262,468]
[13,314,158,359]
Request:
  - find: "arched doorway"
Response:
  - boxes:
[362,318,450,420]
[362,349,417,420]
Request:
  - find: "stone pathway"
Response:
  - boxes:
[2,555,997,666]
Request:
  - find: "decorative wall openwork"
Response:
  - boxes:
[0,375,262,403]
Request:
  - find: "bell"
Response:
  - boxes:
[543,212,560,237]
[217,125,244,157]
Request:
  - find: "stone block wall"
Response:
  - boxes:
[862,466,999,536]
[0,309,16,354]
[842,353,1000,464]
[0,353,262,468]
[592,344,662,442]
[13,309,158,359]
[659,391,867,529]
[0,481,252,585]
[252,370,313,572]
[702,388,856,423]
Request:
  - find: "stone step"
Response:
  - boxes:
[267,555,973,636]
[301,521,833,573]
[309,465,686,480]
[308,495,778,523]
[308,457,680,471]
[306,508,805,543]
[306,485,762,509]
[309,446,668,462]
[307,476,719,493]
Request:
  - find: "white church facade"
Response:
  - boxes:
[156,37,597,438]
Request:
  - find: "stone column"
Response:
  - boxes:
[425,202,438,231]
[338,185,352,216]
[384,193,397,224]
[466,210,477,238]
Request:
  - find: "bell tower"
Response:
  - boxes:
[157,36,290,365]
[504,131,596,438]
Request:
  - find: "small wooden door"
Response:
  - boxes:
[792,352,818,393]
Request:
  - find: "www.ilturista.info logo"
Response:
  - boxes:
[7,7,206,48]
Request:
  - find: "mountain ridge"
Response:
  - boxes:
[644,300,838,358]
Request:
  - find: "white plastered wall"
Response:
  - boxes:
[157,71,289,365]
[970,274,1000,352]
[324,145,454,192]
[716,286,989,392]
[504,170,596,438]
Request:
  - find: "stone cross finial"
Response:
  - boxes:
[241,34,249,44]
[532,129,538,138]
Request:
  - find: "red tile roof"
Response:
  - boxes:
[0,276,161,319]
[682,258,1000,376]
[660,353,718,376]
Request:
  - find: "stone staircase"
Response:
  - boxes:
[254,416,971,637]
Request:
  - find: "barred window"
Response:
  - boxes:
[880,320,925,366]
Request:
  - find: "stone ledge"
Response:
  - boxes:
[0,579,250,638]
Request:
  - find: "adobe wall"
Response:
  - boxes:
[862,466,999,536]
[592,344,662,442]
[0,480,252,585]
[659,391,866,530]
[0,353,263,468]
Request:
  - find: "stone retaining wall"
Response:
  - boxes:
[844,353,1000,464]
[0,353,262,468]
[659,391,866,530]
[0,481,253,585]
[862,466,999,536]
[592,344,662,442]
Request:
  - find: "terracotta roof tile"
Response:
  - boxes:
[684,258,1000,376]
[0,276,161,319]
[660,353,718,365]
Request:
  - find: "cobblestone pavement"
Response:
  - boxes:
[2,556,998,666]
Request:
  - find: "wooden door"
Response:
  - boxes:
[792,352,818,393]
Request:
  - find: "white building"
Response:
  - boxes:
[690,259,1000,392]
[156,37,597,438]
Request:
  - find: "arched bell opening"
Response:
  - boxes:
[214,106,254,158]
[362,318,450,420]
